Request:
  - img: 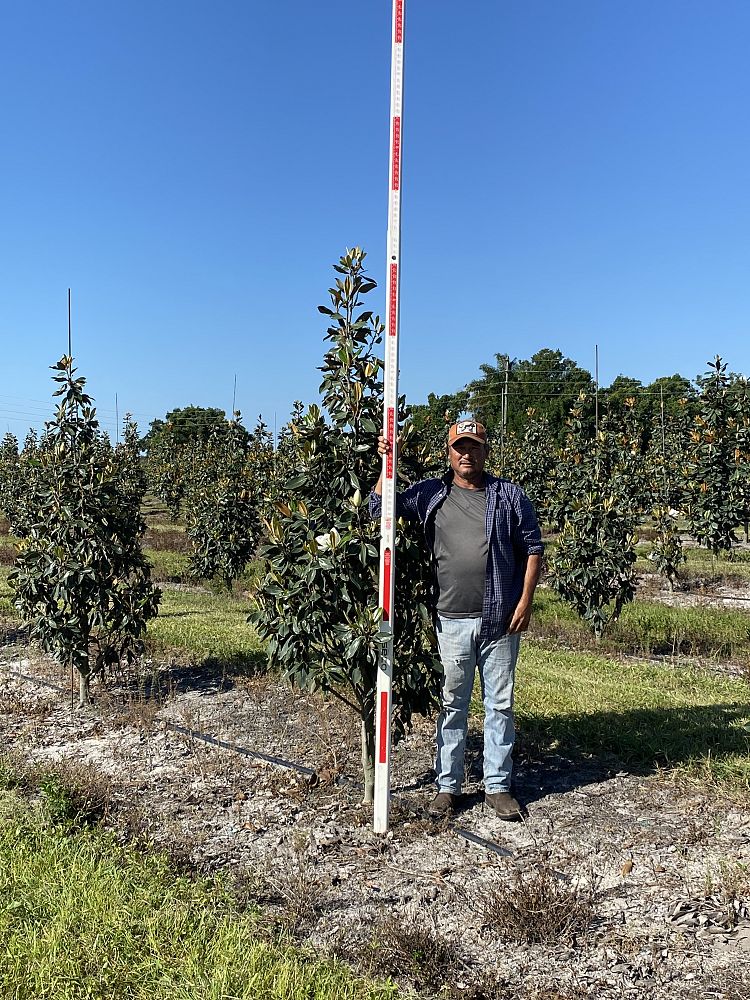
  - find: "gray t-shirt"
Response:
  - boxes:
[433,484,488,617]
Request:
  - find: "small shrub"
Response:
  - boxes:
[0,750,34,792]
[365,914,457,994]
[481,863,598,945]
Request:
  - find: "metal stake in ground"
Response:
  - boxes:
[374,0,406,835]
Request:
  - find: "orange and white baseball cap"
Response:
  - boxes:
[447,419,488,446]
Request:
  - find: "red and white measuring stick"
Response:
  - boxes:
[374,0,405,835]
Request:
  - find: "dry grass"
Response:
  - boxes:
[260,833,324,937]
[362,913,458,994]
[481,862,599,945]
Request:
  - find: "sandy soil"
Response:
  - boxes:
[2,629,750,1000]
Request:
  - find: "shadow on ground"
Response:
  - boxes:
[109,650,268,703]
[462,700,750,806]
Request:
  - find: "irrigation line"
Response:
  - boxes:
[163,721,317,779]
[4,669,66,693]
[4,664,516,859]
[452,826,512,858]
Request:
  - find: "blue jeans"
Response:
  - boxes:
[434,615,520,795]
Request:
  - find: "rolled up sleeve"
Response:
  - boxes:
[516,493,544,556]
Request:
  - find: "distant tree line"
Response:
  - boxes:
[409,346,715,448]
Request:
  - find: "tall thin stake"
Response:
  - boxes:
[374,0,406,834]
[660,384,667,488]
[594,344,599,434]
[501,356,509,473]
[67,288,72,358]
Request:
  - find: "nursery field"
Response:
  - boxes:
[1,507,750,1000]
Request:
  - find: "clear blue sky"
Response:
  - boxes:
[2,1,749,440]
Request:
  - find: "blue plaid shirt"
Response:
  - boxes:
[369,472,543,641]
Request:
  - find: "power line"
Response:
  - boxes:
[465,385,750,404]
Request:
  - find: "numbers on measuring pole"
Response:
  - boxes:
[374,0,406,835]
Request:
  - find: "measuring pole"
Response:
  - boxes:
[374,0,405,834]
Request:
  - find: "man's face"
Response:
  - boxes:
[448,437,488,479]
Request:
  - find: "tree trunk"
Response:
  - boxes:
[78,667,92,708]
[361,714,375,804]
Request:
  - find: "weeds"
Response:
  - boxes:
[38,759,112,828]
[481,862,598,945]
[145,587,266,672]
[360,913,458,994]
[0,751,111,829]
[700,861,750,928]
[263,833,323,936]
[531,588,750,665]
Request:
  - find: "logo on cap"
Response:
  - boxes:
[447,420,488,446]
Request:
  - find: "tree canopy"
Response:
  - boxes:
[144,405,243,449]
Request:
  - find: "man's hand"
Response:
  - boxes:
[507,554,542,634]
[506,600,532,634]
[373,435,395,495]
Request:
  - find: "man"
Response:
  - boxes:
[370,419,543,820]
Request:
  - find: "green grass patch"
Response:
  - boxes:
[0,565,15,617]
[532,588,750,663]
[145,548,194,583]
[634,542,750,582]
[146,588,266,671]
[0,791,395,1000]
[512,641,750,790]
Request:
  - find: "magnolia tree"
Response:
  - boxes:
[730,377,750,543]
[643,406,689,590]
[250,249,441,802]
[547,393,598,531]
[499,409,555,527]
[145,433,187,520]
[186,415,261,591]
[684,357,742,556]
[247,415,281,526]
[0,433,21,529]
[8,358,160,706]
[548,395,639,639]
[114,414,148,504]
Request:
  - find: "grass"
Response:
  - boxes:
[146,587,266,671]
[0,565,14,617]
[144,547,194,583]
[531,588,750,664]
[634,541,750,582]
[512,640,750,789]
[0,791,396,1000]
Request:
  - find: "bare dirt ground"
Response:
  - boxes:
[2,631,750,1000]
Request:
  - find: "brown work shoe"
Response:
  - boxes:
[429,791,458,816]
[485,791,523,821]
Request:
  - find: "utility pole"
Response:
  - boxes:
[595,344,599,434]
[501,356,509,472]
